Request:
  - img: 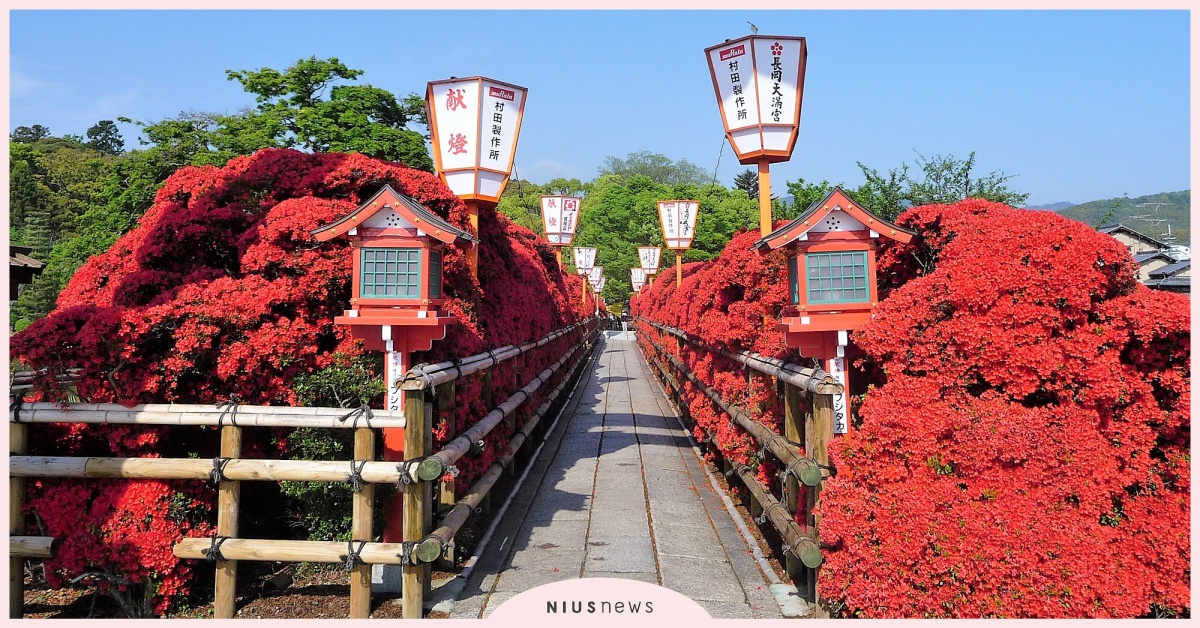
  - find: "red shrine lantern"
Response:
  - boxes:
[312,184,477,543]
[753,187,914,434]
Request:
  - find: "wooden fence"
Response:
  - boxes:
[9,317,599,619]
[634,317,840,612]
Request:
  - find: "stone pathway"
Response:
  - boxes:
[448,331,783,619]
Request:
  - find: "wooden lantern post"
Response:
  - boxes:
[587,267,604,316]
[657,200,699,287]
[312,185,477,602]
[753,187,914,435]
[705,35,808,236]
[574,247,597,305]
[426,76,528,278]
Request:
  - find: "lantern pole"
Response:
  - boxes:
[758,158,773,237]
[465,200,480,277]
[675,251,683,287]
[381,344,407,542]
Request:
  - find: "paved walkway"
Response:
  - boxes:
[449,331,784,619]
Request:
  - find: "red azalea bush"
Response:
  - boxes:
[632,230,799,495]
[634,200,1189,618]
[818,199,1189,618]
[10,148,591,614]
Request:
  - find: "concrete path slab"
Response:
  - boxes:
[448,331,784,619]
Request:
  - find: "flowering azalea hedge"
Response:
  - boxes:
[10,148,591,615]
[634,200,1189,618]
[631,231,799,497]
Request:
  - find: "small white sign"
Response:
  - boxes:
[827,356,848,434]
[658,200,699,250]
[593,275,607,293]
[630,267,646,285]
[386,351,405,411]
[588,266,604,286]
[573,246,597,274]
[637,246,662,274]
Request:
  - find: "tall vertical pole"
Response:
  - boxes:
[758,158,773,237]
[382,343,406,543]
[465,200,480,278]
[402,388,429,618]
[675,251,683,287]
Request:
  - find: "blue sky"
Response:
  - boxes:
[8,9,1191,206]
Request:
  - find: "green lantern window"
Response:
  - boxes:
[427,250,443,299]
[361,247,421,298]
[788,255,799,305]
[806,251,869,304]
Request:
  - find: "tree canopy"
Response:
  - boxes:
[597,150,710,187]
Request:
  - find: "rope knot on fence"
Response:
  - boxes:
[210,457,233,485]
[10,395,24,424]
[216,396,240,427]
[348,460,368,493]
[340,541,369,570]
[336,404,374,429]
[203,536,230,561]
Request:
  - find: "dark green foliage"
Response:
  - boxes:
[85,120,125,155]
[226,56,432,170]
[733,168,758,195]
[278,356,385,541]
[12,124,51,143]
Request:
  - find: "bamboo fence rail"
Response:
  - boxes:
[9,317,600,619]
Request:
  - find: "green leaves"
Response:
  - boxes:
[225,56,432,170]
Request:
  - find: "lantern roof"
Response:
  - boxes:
[311,185,478,247]
[752,187,915,252]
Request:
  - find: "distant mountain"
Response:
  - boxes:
[1025,201,1075,211]
[1054,190,1190,246]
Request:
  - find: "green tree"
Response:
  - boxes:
[496,178,549,234]
[733,168,758,195]
[855,152,1029,220]
[227,56,432,169]
[12,124,51,143]
[571,169,756,304]
[598,150,709,187]
[85,120,125,155]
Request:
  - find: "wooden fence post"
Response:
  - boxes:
[806,391,834,617]
[10,422,28,618]
[402,390,429,619]
[478,370,494,518]
[349,427,375,619]
[215,425,242,619]
[423,399,434,600]
[435,382,457,572]
[782,382,805,592]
